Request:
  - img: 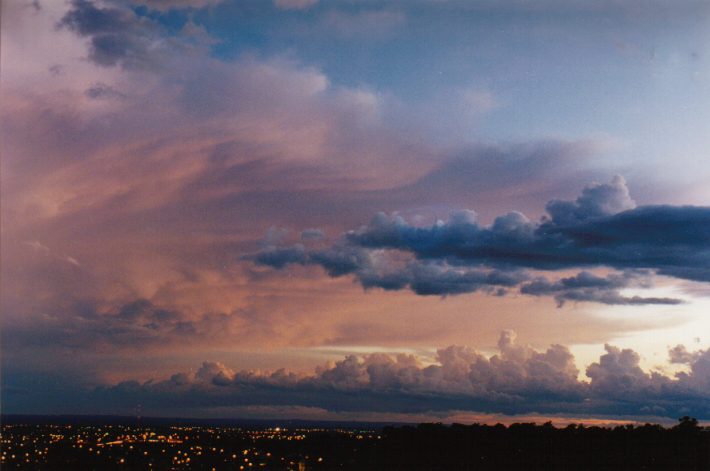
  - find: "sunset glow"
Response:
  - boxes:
[2,0,710,424]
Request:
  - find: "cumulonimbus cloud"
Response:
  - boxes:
[31,332,706,420]
[247,176,709,305]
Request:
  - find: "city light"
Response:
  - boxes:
[0,423,379,470]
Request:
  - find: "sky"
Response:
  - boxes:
[2,0,710,424]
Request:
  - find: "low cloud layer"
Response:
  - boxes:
[5,332,708,420]
[249,177,708,304]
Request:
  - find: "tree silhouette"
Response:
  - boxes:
[676,415,700,431]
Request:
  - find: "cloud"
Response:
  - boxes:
[6,0,618,343]
[670,345,710,392]
[84,82,127,100]
[381,140,608,220]
[247,245,527,296]
[248,177,707,304]
[3,299,240,352]
[132,0,224,11]
[252,245,309,269]
[59,0,149,68]
[274,0,318,10]
[585,344,668,399]
[7,332,708,420]
[345,177,673,272]
[3,0,708,425]
[4,0,433,332]
[545,175,636,225]
[320,9,406,39]
[520,271,682,307]
[195,361,235,385]
[59,0,197,69]
[301,228,325,241]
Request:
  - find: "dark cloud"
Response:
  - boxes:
[59,0,176,69]
[3,299,237,351]
[387,263,524,296]
[520,271,683,307]
[251,245,309,269]
[248,247,527,296]
[6,332,709,420]
[248,177,707,304]
[347,177,709,278]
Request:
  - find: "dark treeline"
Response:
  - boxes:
[375,416,710,470]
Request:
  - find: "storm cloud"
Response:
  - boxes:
[4,0,710,424]
[7,332,707,420]
[520,271,683,307]
[249,177,707,304]
[60,0,165,69]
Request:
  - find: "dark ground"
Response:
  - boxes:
[1,415,708,470]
